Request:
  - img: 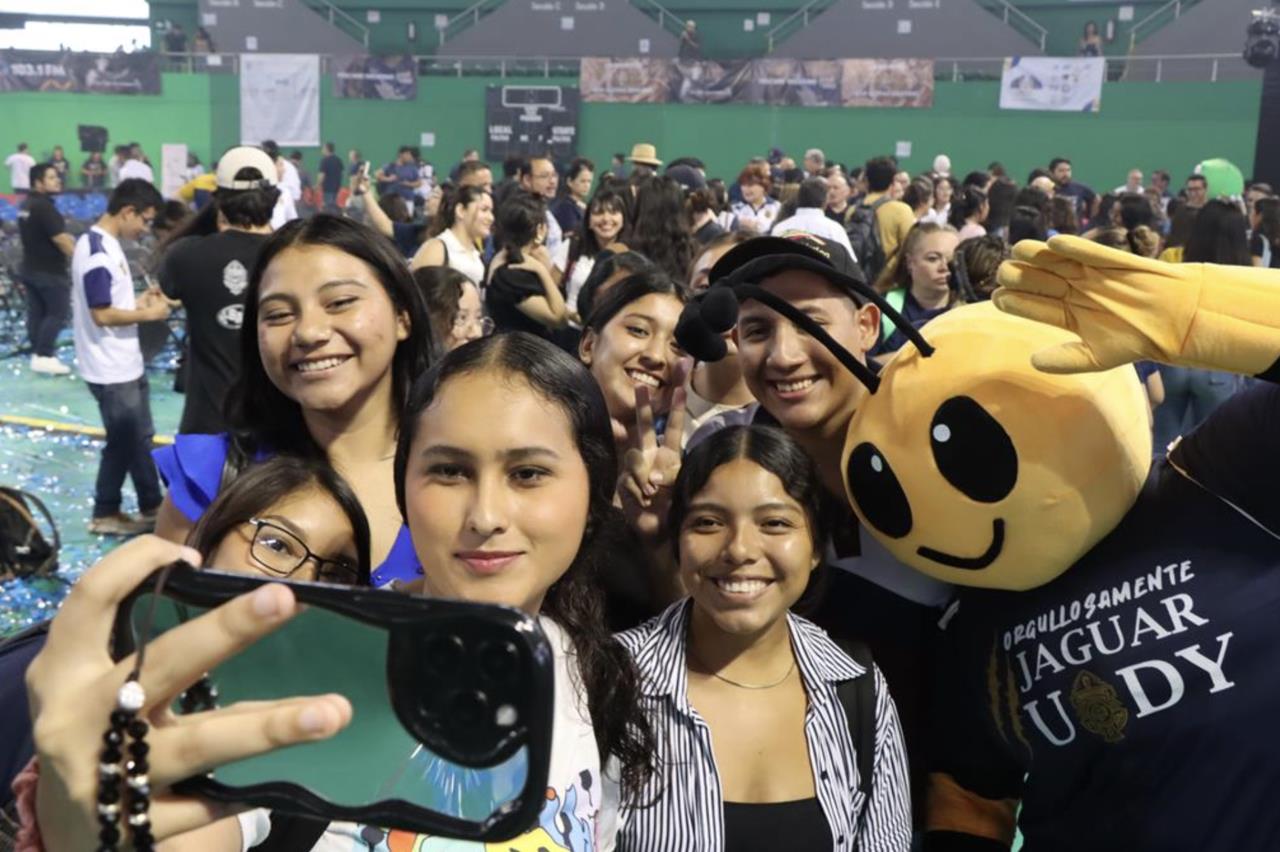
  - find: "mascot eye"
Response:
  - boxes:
[846,442,912,538]
[930,396,1018,503]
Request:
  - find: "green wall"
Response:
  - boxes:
[1,74,216,190]
[2,72,1260,197]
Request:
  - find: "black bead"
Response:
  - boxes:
[130,782,152,799]
[127,739,150,757]
[97,811,118,827]
[97,784,120,804]
[99,824,121,844]
[128,796,150,814]
[110,710,130,728]
[103,729,123,747]
[126,758,149,774]
[127,719,149,738]
[101,746,122,763]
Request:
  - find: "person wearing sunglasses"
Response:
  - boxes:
[69,177,173,537]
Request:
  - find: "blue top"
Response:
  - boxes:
[152,433,422,588]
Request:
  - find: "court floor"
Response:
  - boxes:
[0,344,183,637]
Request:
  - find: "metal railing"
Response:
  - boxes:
[438,0,506,45]
[631,0,690,38]
[1127,0,1201,48]
[977,0,1048,52]
[300,0,371,48]
[766,0,838,54]
[153,51,1245,83]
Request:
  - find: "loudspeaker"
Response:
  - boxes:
[78,125,108,154]
[1253,59,1280,188]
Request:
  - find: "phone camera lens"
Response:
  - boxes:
[424,633,466,677]
[479,640,520,685]
[448,689,489,728]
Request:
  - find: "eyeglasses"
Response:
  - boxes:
[453,312,495,336]
[246,517,360,585]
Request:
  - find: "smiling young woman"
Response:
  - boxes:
[617,425,911,852]
[152,214,433,588]
[577,270,688,457]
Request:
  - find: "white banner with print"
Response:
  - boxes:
[999,56,1105,113]
[239,54,321,146]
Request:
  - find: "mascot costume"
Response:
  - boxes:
[679,233,1280,851]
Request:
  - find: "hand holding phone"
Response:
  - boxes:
[25,537,351,851]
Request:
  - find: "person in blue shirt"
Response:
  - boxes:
[376,146,422,206]
[151,214,432,587]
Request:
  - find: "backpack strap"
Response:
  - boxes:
[879,287,906,343]
[835,637,877,806]
[0,488,59,577]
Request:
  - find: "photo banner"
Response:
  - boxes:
[0,50,161,95]
[999,56,1105,112]
[580,57,934,108]
[331,54,417,100]
[240,54,321,147]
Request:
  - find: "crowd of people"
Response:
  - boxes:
[2,133,1278,852]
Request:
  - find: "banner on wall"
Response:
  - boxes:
[579,57,934,108]
[240,54,321,147]
[0,50,161,95]
[484,86,580,163]
[331,54,417,100]
[999,56,1105,112]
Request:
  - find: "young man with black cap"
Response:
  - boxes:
[694,232,952,825]
[157,146,280,434]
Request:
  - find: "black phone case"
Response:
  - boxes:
[110,564,555,842]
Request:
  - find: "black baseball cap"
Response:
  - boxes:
[708,233,869,304]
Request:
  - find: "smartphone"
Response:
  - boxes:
[360,160,372,179]
[112,565,554,841]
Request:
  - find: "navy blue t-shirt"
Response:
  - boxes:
[874,290,952,357]
[932,382,1280,851]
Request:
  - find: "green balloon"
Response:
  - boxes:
[1194,158,1245,198]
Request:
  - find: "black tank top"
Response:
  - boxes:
[723,798,831,851]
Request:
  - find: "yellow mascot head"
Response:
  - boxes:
[842,302,1151,590]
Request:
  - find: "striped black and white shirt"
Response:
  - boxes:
[615,600,912,852]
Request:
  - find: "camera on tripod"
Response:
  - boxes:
[1245,8,1280,69]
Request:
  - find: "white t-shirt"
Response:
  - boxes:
[771,207,856,257]
[6,152,34,190]
[238,617,618,852]
[70,226,144,384]
[279,158,303,203]
[119,159,154,184]
[270,192,298,231]
[552,241,595,317]
[437,228,486,286]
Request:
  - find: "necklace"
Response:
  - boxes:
[688,647,796,690]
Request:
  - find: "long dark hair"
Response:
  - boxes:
[1184,198,1251,266]
[393,333,656,803]
[568,187,631,270]
[581,268,687,335]
[228,214,432,459]
[190,455,372,585]
[668,425,830,613]
[629,176,697,281]
[412,265,471,357]
[494,191,546,264]
[427,184,488,238]
[948,186,987,229]
[576,251,656,321]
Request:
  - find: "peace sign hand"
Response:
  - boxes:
[618,383,687,540]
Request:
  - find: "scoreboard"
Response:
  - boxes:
[484,85,580,162]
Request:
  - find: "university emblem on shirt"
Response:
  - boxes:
[217,304,244,330]
[1069,670,1128,743]
[223,259,248,296]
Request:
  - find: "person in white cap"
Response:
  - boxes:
[932,154,951,178]
[156,146,280,434]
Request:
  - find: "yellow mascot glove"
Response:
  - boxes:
[993,234,1280,377]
